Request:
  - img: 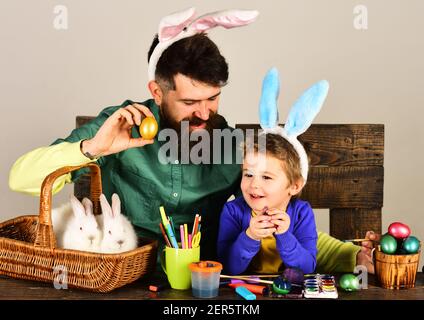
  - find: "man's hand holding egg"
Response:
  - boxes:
[81,103,156,158]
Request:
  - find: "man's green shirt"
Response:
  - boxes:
[51,99,242,258]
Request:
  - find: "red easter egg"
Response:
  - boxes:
[388,222,411,239]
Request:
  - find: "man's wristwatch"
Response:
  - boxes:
[80,139,97,160]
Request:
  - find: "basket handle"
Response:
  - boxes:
[34,163,103,249]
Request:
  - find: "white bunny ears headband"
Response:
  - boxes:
[259,68,330,185]
[148,7,259,81]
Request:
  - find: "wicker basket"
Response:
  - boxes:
[0,163,157,293]
[375,248,421,289]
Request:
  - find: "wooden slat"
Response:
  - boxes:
[74,175,91,200]
[301,166,384,208]
[235,124,384,166]
[330,208,382,239]
[75,116,96,198]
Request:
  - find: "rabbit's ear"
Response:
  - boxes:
[111,193,121,218]
[259,68,280,129]
[189,9,258,32]
[100,194,113,219]
[70,195,86,219]
[81,198,93,216]
[158,7,196,42]
[284,80,329,137]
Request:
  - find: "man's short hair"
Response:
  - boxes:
[147,33,229,90]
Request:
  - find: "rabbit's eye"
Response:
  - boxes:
[79,227,83,231]
[108,230,112,235]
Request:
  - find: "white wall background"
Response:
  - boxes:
[1,0,423,269]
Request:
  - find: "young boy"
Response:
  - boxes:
[217,134,317,274]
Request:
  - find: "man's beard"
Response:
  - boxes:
[159,100,229,162]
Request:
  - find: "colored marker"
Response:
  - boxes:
[197,216,202,233]
[180,225,185,249]
[159,206,168,226]
[165,223,178,248]
[168,216,176,238]
[229,283,269,295]
[235,286,256,300]
[148,280,170,292]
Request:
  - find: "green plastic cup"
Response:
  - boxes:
[161,245,200,290]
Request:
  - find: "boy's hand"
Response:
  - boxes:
[361,231,380,255]
[266,208,291,235]
[356,231,381,274]
[246,214,276,241]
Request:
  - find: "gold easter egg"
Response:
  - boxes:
[139,117,158,140]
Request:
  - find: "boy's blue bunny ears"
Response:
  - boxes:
[259,68,329,184]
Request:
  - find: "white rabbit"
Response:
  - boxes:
[99,193,138,254]
[55,195,102,252]
[51,201,73,247]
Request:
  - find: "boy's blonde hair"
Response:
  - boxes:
[243,133,304,189]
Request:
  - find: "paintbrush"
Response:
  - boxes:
[220,275,302,287]
[342,238,376,243]
[220,275,273,285]
[228,274,280,278]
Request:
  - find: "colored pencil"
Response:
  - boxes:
[184,224,188,249]
[191,214,199,237]
[159,206,178,248]
[159,222,171,247]
[193,215,201,236]
[188,234,192,249]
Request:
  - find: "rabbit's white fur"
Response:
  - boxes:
[99,193,138,254]
[51,202,73,247]
[52,195,102,252]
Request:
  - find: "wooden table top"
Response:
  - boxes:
[0,271,423,300]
